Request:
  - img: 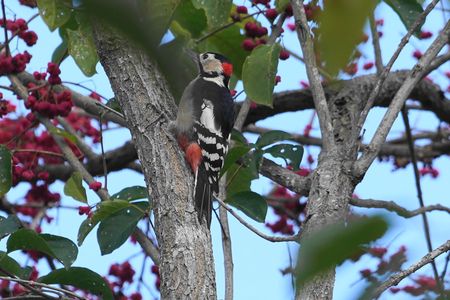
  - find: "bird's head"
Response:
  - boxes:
[198,52,233,85]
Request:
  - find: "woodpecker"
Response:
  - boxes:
[174,52,235,227]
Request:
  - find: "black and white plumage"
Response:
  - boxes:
[175,52,235,227]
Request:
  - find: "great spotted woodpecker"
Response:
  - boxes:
[174,52,235,227]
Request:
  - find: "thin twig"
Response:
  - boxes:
[290,0,335,152]
[196,11,264,43]
[369,14,383,75]
[354,19,450,177]
[12,149,65,158]
[216,197,299,243]
[57,116,97,160]
[99,115,108,190]
[349,198,450,217]
[285,48,333,81]
[401,108,441,290]
[372,240,450,297]
[0,275,82,299]
[133,227,160,265]
[1,0,10,56]
[355,0,440,140]
[440,251,450,282]
[219,176,233,300]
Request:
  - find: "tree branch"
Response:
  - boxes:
[369,14,383,75]
[290,0,335,151]
[216,197,299,243]
[372,240,450,298]
[354,21,450,178]
[401,108,441,289]
[349,198,450,218]
[355,0,440,138]
[242,71,450,126]
[16,72,127,127]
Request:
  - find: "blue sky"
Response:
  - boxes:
[1,1,449,299]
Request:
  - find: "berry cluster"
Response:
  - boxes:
[1,18,38,46]
[0,51,32,75]
[242,22,268,51]
[24,63,72,118]
[106,262,144,299]
[0,93,16,118]
[151,264,161,291]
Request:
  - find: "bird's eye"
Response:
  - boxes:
[202,53,209,60]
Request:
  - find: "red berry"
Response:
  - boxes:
[279,49,290,60]
[287,23,296,31]
[285,4,293,16]
[151,265,159,274]
[265,9,278,21]
[89,181,102,191]
[360,269,372,278]
[21,169,34,181]
[255,26,268,37]
[419,31,432,39]
[412,50,422,59]
[244,22,258,37]
[363,62,374,70]
[78,206,91,215]
[236,5,248,14]
[274,75,281,85]
[241,38,256,51]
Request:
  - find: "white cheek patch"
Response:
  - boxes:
[199,100,222,136]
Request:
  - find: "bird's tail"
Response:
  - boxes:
[194,163,217,228]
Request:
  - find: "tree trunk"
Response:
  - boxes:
[93,29,217,299]
[296,87,363,299]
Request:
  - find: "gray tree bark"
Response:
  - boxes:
[93,29,216,299]
[296,85,363,299]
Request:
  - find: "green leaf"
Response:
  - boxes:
[196,24,248,78]
[296,216,388,287]
[51,39,68,64]
[37,0,72,31]
[231,129,247,145]
[227,191,268,223]
[172,0,207,38]
[221,145,251,177]
[0,145,12,196]
[66,22,99,76]
[265,144,304,171]
[242,44,281,106]
[226,150,262,196]
[191,0,232,29]
[0,215,22,240]
[97,205,145,255]
[384,0,424,37]
[111,186,149,202]
[7,229,78,268]
[64,171,87,203]
[77,200,130,246]
[275,0,290,12]
[0,251,32,279]
[318,0,378,76]
[255,130,292,148]
[47,126,77,143]
[145,0,181,43]
[39,267,113,300]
